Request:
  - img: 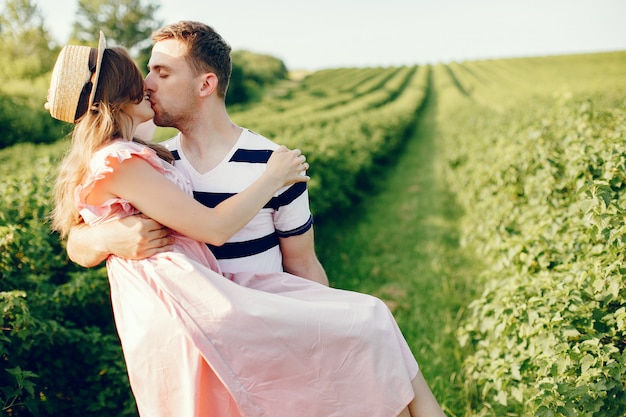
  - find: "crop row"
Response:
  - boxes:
[433,52,626,416]
[232,65,420,136]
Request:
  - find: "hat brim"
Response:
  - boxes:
[89,31,106,107]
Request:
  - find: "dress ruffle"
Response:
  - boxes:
[76,140,191,225]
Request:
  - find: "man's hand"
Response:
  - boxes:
[66,214,173,267]
[110,214,173,259]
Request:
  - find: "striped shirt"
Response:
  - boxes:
[163,129,313,274]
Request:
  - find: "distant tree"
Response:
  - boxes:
[227,51,288,105]
[0,0,57,79]
[231,50,288,85]
[227,62,249,104]
[71,0,161,64]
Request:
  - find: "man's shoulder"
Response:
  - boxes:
[240,129,280,150]
[161,133,180,150]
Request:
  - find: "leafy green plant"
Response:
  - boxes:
[0,152,136,416]
[446,90,626,416]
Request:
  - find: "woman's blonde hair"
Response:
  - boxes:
[52,46,173,237]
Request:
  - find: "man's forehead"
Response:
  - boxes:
[149,39,188,67]
[152,39,188,57]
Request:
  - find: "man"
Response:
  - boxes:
[66,21,328,286]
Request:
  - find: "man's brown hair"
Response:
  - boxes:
[152,21,232,98]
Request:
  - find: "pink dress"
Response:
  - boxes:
[77,140,419,417]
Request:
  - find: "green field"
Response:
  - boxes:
[2,51,625,416]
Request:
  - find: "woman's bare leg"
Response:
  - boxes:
[407,372,447,417]
[397,406,411,417]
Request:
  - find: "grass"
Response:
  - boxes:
[314,74,483,417]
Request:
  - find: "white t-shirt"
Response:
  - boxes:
[163,129,313,274]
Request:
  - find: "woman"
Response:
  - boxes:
[47,32,446,417]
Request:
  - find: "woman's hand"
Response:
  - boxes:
[265,146,310,187]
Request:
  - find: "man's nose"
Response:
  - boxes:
[144,73,154,89]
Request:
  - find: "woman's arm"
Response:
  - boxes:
[96,146,308,246]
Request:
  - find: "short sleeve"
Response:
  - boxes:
[75,140,186,225]
[273,186,314,237]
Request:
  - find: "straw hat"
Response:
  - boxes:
[48,31,106,123]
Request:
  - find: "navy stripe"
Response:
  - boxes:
[269,182,307,210]
[276,215,313,237]
[230,149,273,163]
[171,148,273,163]
[193,182,307,210]
[208,232,279,259]
[193,191,269,209]
[193,191,232,208]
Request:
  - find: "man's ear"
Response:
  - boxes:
[199,73,218,97]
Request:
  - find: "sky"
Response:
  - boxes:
[36,0,626,71]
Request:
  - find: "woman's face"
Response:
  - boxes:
[123,87,155,125]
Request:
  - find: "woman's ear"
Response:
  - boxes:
[199,72,218,97]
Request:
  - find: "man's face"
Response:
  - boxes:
[145,39,199,128]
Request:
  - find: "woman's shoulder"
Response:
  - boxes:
[93,139,155,160]
[90,139,163,172]
[95,138,150,153]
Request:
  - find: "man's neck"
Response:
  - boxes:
[179,121,243,174]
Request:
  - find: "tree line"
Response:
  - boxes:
[0,0,289,148]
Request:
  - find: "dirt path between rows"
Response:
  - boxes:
[315,67,479,416]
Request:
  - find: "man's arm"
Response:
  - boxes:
[66,215,173,267]
[279,228,329,286]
